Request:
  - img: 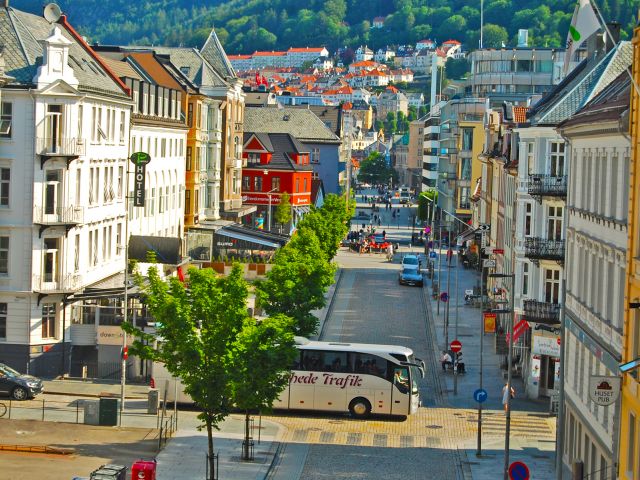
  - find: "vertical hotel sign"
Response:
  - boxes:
[130,152,151,207]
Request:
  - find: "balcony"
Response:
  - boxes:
[522,299,561,325]
[527,174,567,200]
[36,137,85,168]
[33,206,84,237]
[232,158,245,169]
[524,237,565,263]
[33,273,82,293]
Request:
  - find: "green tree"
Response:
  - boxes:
[358,151,396,186]
[445,58,471,80]
[274,192,292,232]
[483,24,509,48]
[122,265,289,478]
[408,106,417,122]
[298,194,353,260]
[256,227,336,336]
[231,314,296,460]
[417,189,438,222]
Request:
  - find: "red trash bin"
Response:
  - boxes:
[131,460,156,480]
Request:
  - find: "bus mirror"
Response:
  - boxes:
[418,366,425,378]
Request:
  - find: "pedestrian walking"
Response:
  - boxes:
[377,218,381,226]
[441,351,452,371]
[502,383,515,412]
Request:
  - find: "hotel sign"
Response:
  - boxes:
[130,152,151,207]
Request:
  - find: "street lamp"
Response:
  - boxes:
[265,187,278,232]
[488,272,515,480]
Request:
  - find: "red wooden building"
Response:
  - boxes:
[242,132,313,230]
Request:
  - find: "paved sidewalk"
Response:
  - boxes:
[425,249,558,479]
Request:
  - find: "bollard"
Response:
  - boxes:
[42,398,45,421]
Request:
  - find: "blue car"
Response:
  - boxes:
[399,268,423,287]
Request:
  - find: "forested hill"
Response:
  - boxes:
[14,0,640,54]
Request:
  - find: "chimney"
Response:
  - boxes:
[605,21,621,51]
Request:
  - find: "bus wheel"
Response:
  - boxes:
[349,398,371,419]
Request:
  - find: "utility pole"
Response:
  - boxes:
[444,238,451,349]
[453,244,459,396]
[437,223,442,315]
[476,263,486,455]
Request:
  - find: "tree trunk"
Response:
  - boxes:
[207,418,215,480]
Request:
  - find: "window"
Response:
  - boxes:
[460,158,472,180]
[0,168,9,206]
[296,178,300,193]
[462,128,473,151]
[545,269,560,303]
[272,176,280,192]
[119,111,125,143]
[548,206,563,241]
[42,303,56,339]
[522,262,529,296]
[0,236,7,275]
[91,106,97,142]
[117,166,124,199]
[77,104,83,140]
[0,303,5,338]
[248,153,260,165]
[549,141,565,176]
[185,190,191,215]
[628,414,637,478]
[187,103,193,127]
[243,176,250,190]
[526,142,534,175]
[254,176,263,191]
[74,234,80,271]
[0,102,12,138]
[304,178,308,192]
[116,223,122,256]
[524,203,532,236]
[102,227,107,260]
[311,148,320,164]
[186,147,192,171]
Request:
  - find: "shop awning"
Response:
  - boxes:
[129,235,182,264]
[456,228,478,246]
[217,228,281,248]
[294,205,311,214]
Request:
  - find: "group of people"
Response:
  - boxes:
[440,350,466,374]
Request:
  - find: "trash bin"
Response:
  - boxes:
[98,397,118,426]
[147,389,159,415]
[84,400,99,425]
[131,459,157,480]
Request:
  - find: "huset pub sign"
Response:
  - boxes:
[130,152,151,207]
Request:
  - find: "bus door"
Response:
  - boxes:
[391,366,411,415]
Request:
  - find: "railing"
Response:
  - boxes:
[524,237,565,261]
[523,299,561,325]
[33,206,84,225]
[36,137,85,156]
[527,174,567,197]
[32,273,82,292]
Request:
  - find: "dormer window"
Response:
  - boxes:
[180,66,190,76]
[247,153,260,165]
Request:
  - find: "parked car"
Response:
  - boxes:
[401,254,421,269]
[399,268,424,287]
[0,363,43,400]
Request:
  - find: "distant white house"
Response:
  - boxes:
[416,39,436,51]
[375,47,396,63]
[355,45,374,62]
[372,17,386,29]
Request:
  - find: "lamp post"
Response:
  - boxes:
[488,272,515,480]
[265,187,277,232]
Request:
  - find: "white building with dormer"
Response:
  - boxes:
[0,6,134,376]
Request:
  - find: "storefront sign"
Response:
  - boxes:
[483,312,496,334]
[97,326,134,346]
[130,152,151,207]
[532,334,561,357]
[588,375,621,406]
[531,355,541,380]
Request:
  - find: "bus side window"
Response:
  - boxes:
[302,351,323,371]
[324,351,347,372]
[291,351,303,370]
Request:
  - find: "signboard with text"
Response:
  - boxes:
[483,312,496,333]
[588,376,621,406]
[241,193,311,205]
[130,152,151,207]
[532,334,561,357]
[97,326,135,346]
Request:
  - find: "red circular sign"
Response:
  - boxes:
[508,461,530,480]
[450,340,462,353]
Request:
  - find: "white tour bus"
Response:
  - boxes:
[399,187,411,204]
[151,338,425,417]
[273,337,425,418]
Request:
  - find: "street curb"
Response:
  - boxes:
[43,390,147,399]
[316,268,343,340]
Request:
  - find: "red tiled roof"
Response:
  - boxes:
[288,47,326,53]
[513,106,529,124]
[442,39,461,45]
[228,55,252,60]
[252,51,287,57]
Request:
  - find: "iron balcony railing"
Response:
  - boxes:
[33,273,82,292]
[523,299,561,325]
[527,174,567,197]
[36,137,86,157]
[524,237,565,261]
[33,206,84,225]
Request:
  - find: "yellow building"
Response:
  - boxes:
[456,119,485,220]
[620,24,640,480]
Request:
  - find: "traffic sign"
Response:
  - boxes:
[483,259,496,268]
[478,224,490,231]
[493,248,504,254]
[483,246,495,254]
[473,388,488,403]
[440,292,449,303]
[450,339,462,353]
[424,226,431,234]
[429,251,437,259]
[508,461,530,480]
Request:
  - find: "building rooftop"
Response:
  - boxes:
[244,106,340,144]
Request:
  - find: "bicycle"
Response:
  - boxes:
[0,402,7,418]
